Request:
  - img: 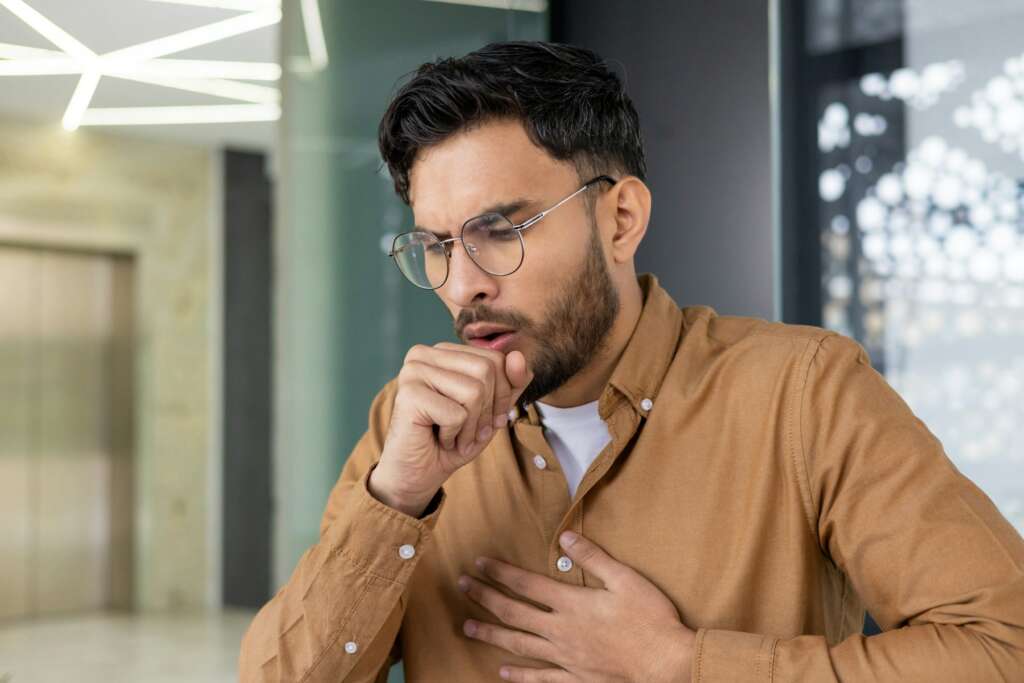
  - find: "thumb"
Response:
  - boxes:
[505,350,533,402]
[558,531,627,589]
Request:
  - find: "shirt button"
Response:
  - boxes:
[398,544,416,560]
[344,641,358,654]
[640,397,654,412]
[556,555,573,572]
[532,454,547,470]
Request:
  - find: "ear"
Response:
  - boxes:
[603,176,651,264]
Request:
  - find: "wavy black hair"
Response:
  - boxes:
[378,41,646,204]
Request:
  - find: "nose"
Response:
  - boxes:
[441,237,498,306]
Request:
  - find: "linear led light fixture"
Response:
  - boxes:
[108,71,280,104]
[0,0,95,61]
[145,0,279,10]
[100,8,281,65]
[0,0,326,130]
[80,103,280,126]
[423,0,548,11]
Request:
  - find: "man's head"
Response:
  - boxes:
[378,41,651,405]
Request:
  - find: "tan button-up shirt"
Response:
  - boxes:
[240,274,1024,681]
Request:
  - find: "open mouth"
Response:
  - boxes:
[467,329,518,351]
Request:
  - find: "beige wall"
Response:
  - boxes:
[0,116,220,611]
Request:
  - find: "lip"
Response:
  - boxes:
[463,322,516,340]
[467,331,518,352]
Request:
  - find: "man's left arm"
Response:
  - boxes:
[696,332,1024,682]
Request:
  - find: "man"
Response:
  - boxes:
[240,42,1024,682]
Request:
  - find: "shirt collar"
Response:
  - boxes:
[603,273,684,417]
[520,273,684,425]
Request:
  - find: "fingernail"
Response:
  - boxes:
[499,667,510,680]
[463,619,478,636]
[477,426,493,442]
[559,530,578,548]
[494,413,508,428]
[461,440,474,456]
[457,575,470,592]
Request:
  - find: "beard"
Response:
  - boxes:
[454,226,620,408]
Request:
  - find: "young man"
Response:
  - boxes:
[240,42,1024,682]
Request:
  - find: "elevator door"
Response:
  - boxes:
[0,245,134,619]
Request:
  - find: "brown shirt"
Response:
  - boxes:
[240,274,1024,682]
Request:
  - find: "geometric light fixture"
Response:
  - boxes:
[0,0,328,129]
[424,0,547,11]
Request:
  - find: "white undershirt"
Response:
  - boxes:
[534,399,613,499]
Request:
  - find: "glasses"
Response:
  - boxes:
[387,175,617,290]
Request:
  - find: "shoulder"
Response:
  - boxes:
[681,304,840,353]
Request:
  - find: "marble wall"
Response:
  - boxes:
[0,116,220,611]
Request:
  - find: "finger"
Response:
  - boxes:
[422,344,499,445]
[461,618,558,666]
[497,664,573,683]
[435,342,512,428]
[402,382,467,451]
[458,575,553,638]
[475,557,574,613]
[404,361,486,455]
[557,532,628,590]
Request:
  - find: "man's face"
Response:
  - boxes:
[407,119,620,405]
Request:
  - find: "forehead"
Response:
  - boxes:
[408,119,576,230]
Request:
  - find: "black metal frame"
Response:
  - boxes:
[778,0,904,328]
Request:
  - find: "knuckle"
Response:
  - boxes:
[496,603,518,625]
[510,633,529,657]
[397,359,420,380]
[509,575,530,596]
[404,344,427,363]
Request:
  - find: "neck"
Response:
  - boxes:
[537,276,644,408]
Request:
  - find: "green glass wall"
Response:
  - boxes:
[274,4,546,677]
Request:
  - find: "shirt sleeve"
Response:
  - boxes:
[692,332,1024,682]
[239,379,447,682]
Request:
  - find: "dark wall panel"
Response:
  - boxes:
[223,149,273,608]
[552,0,775,319]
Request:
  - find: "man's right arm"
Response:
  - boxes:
[239,380,447,682]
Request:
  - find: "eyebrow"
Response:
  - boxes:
[414,198,536,238]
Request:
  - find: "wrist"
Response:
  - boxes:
[368,464,436,518]
[645,624,696,683]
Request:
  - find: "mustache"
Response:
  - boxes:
[454,306,532,339]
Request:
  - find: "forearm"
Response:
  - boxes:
[692,619,1024,682]
[239,464,446,681]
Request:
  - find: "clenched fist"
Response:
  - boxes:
[368,342,533,517]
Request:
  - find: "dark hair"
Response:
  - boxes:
[378,41,646,204]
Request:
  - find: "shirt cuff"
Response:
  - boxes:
[692,628,778,683]
[321,463,447,586]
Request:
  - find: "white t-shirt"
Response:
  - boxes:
[534,399,613,499]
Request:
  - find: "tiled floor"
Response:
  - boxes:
[0,609,256,683]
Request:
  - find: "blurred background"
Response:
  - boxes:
[0,0,1021,680]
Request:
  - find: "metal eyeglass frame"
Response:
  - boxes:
[388,174,618,289]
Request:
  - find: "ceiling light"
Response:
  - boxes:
[144,0,279,9]
[80,103,280,126]
[423,0,547,11]
[0,0,94,62]
[62,70,100,130]
[100,8,281,65]
[0,0,326,129]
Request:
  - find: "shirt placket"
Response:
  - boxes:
[512,394,642,587]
